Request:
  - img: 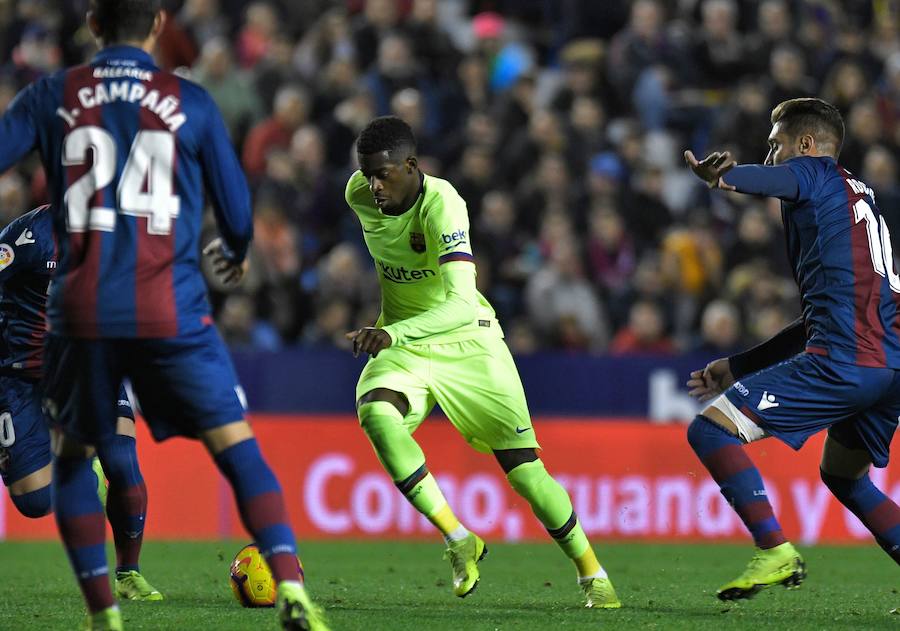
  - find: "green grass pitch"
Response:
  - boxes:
[0,541,895,630]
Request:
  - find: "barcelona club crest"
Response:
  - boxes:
[409,232,426,253]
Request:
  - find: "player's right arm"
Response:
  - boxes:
[0,81,43,173]
[684,150,801,201]
[197,90,253,264]
[687,317,807,401]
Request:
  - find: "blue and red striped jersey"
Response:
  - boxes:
[0,206,57,380]
[781,156,900,368]
[0,45,252,338]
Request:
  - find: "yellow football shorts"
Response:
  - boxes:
[355,335,539,453]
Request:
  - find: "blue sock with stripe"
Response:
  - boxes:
[97,434,147,573]
[821,470,900,564]
[52,455,115,613]
[688,416,786,549]
[214,439,300,582]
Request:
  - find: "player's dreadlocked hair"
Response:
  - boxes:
[771,98,845,154]
[356,116,417,156]
[90,0,161,43]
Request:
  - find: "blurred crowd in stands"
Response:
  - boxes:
[1,0,898,355]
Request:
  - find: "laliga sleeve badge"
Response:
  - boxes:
[0,244,14,270]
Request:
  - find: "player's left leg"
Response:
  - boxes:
[51,429,122,630]
[820,424,900,565]
[494,448,620,609]
[7,465,51,517]
[432,336,620,608]
[42,334,124,628]
[128,329,328,630]
[688,406,804,600]
[97,414,163,601]
[1,376,53,517]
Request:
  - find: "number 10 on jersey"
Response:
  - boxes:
[63,126,181,235]
[854,198,900,293]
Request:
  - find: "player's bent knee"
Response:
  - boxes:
[10,484,51,518]
[201,420,254,455]
[115,416,136,438]
[356,388,409,417]
[357,400,404,435]
[505,458,548,495]
[494,448,538,474]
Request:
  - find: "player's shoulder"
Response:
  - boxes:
[0,205,50,241]
[421,174,466,215]
[174,71,216,104]
[0,206,52,271]
[345,169,373,206]
[784,155,835,177]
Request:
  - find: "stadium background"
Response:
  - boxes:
[0,0,899,546]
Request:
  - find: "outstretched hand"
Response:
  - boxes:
[345,327,392,358]
[684,150,736,191]
[686,358,735,402]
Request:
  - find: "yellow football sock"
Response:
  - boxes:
[574,547,602,578]
[428,503,461,537]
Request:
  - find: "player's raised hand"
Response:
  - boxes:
[203,237,248,289]
[346,327,392,358]
[686,358,735,402]
[684,150,736,191]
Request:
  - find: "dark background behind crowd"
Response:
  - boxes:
[0,0,897,357]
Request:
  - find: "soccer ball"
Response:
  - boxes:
[230,544,276,607]
[229,544,304,608]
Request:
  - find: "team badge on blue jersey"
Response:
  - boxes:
[0,244,14,271]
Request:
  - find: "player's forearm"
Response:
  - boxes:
[202,109,253,262]
[721,164,799,201]
[382,264,478,345]
[728,317,806,379]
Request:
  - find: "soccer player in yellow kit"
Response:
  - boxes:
[345,116,620,609]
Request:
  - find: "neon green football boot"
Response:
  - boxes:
[115,570,164,601]
[91,457,108,508]
[82,606,123,630]
[717,542,806,601]
[276,581,330,631]
[442,532,487,598]
[579,576,622,609]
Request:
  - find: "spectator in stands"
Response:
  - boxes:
[526,241,609,351]
[691,299,742,355]
[609,300,675,355]
[5,1,900,354]
[242,84,309,181]
[236,1,279,68]
[192,37,262,145]
[178,0,231,51]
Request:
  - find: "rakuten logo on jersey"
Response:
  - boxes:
[440,229,467,249]
[378,261,436,283]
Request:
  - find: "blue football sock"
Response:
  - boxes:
[52,454,115,613]
[688,416,786,549]
[97,434,146,573]
[821,470,900,564]
[214,439,300,583]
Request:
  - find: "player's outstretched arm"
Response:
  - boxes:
[684,150,800,200]
[0,83,41,174]
[686,316,807,400]
[198,93,253,263]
